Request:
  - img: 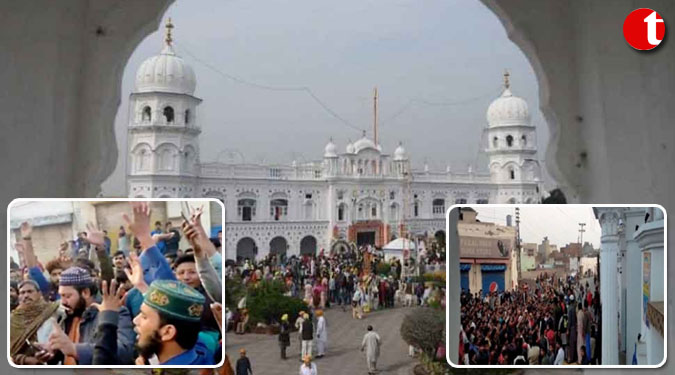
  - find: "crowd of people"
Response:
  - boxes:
[226,239,446,375]
[9,202,225,369]
[459,272,600,366]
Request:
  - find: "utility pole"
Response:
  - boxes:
[578,222,586,245]
[515,207,521,286]
[373,87,378,146]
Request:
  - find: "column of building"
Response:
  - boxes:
[597,208,621,365]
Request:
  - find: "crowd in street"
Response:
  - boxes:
[459,273,600,366]
[227,240,447,375]
[10,202,225,370]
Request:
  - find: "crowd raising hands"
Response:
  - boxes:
[9,201,225,368]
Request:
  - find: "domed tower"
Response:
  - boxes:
[393,141,408,177]
[127,19,202,198]
[323,138,338,177]
[486,71,539,189]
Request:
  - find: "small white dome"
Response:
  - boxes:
[346,141,355,154]
[394,142,407,161]
[486,87,529,127]
[353,132,378,153]
[135,20,196,95]
[324,139,337,158]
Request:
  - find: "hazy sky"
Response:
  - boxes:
[473,206,602,249]
[102,0,550,196]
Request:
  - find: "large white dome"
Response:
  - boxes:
[353,132,379,153]
[486,87,529,127]
[135,20,196,95]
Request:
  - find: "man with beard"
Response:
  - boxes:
[46,266,135,365]
[132,279,214,365]
[10,280,62,365]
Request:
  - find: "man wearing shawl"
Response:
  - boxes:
[10,280,62,365]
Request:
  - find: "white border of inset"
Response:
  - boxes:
[445,203,667,369]
[6,197,226,369]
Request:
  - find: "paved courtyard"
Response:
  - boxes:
[226,306,418,375]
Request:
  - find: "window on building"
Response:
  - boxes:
[184,109,190,124]
[521,134,527,146]
[455,198,467,204]
[338,204,345,221]
[270,199,288,221]
[163,106,174,123]
[432,199,445,215]
[337,190,344,200]
[305,193,312,199]
[492,136,498,148]
[389,191,395,200]
[506,135,514,147]
[269,168,281,178]
[510,168,515,180]
[476,199,489,204]
[371,205,377,218]
[414,201,419,217]
[237,199,256,221]
[142,106,152,122]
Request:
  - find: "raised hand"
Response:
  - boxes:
[20,222,32,239]
[210,303,223,331]
[122,202,153,251]
[124,252,148,293]
[85,222,106,248]
[91,280,127,312]
[48,321,77,359]
[182,208,216,258]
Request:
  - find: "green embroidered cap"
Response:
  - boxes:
[143,279,205,322]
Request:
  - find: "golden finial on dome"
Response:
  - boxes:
[165,18,174,46]
[503,69,510,89]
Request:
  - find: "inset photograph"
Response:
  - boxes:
[7,199,224,368]
[446,205,666,368]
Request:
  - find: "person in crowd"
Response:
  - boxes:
[301,312,314,361]
[117,225,130,256]
[236,348,252,375]
[299,354,317,375]
[315,310,327,358]
[10,280,63,365]
[279,314,291,360]
[361,325,381,375]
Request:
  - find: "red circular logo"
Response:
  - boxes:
[623,8,666,50]
[489,281,498,293]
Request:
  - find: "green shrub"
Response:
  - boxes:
[376,262,391,276]
[225,275,247,311]
[247,279,308,326]
[400,308,445,357]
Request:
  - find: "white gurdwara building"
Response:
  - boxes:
[127,21,542,260]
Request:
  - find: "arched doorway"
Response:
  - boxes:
[236,237,257,261]
[434,230,446,250]
[300,235,317,256]
[269,236,287,257]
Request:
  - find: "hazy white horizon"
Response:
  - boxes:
[472,206,602,249]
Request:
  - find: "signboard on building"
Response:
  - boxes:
[643,252,651,328]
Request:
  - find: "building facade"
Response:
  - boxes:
[457,208,517,294]
[126,22,542,261]
[594,207,665,365]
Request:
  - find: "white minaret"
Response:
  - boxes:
[485,71,540,202]
[127,19,202,198]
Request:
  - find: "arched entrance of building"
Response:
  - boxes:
[269,236,288,257]
[300,235,317,256]
[236,237,257,261]
[434,230,446,250]
[330,239,355,256]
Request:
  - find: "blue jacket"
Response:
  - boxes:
[162,337,215,365]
